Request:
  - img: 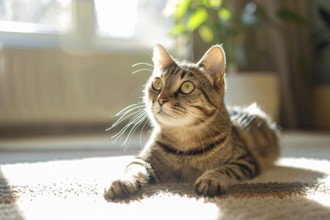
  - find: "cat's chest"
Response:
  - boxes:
[161,152,220,181]
[148,140,233,181]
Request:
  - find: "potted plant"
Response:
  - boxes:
[166,0,306,121]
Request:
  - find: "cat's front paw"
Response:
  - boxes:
[104,178,141,201]
[194,173,226,197]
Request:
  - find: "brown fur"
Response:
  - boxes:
[104,44,280,201]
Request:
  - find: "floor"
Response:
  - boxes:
[0,131,329,164]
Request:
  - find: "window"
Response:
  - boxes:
[0,0,72,34]
[0,0,173,50]
[95,0,171,41]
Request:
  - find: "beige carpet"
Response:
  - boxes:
[0,156,330,220]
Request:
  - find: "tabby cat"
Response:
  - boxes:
[104,44,280,200]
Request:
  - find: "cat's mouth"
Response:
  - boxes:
[157,102,182,115]
[153,105,194,127]
[156,107,164,114]
[156,106,173,117]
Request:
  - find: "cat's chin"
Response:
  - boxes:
[153,112,192,127]
[150,104,196,127]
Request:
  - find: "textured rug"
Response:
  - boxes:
[0,156,330,220]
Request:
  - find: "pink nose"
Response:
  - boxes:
[158,89,171,106]
[158,97,169,106]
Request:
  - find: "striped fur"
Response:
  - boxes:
[104,44,280,201]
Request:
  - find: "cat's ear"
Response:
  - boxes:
[152,43,175,69]
[197,45,226,84]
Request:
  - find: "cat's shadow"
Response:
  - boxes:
[112,165,330,219]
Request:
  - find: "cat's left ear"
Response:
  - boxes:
[152,43,175,69]
[197,45,226,84]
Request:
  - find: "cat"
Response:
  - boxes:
[104,43,280,200]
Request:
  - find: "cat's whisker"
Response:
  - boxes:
[131,69,153,75]
[132,62,153,68]
[111,109,143,128]
[139,117,150,148]
[110,107,148,149]
[115,103,144,116]
[126,109,146,124]
[122,113,148,149]
[111,104,145,127]
[106,103,144,142]
[112,121,140,144]
[119,113,147,148]
[107,112,139,133]
[111,127,129,144]
[131,118,147,142]
[125,112,147,133]
[111,122,132,140]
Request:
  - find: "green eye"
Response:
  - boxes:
[152,77,163,91]
[180,81,195,94]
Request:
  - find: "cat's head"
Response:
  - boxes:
[144,44,226,128]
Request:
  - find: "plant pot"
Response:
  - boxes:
[313,84,330,130]
[224,72,280,121]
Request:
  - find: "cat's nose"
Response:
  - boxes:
[158,97,169,106]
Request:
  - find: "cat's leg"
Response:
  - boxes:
[194,159,258,197]
[104,158,158,201]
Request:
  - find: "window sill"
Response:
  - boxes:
[0,31,175,54]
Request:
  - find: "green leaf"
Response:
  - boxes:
[218,7,231,21]
[202,0,222,9]
[210,0,222,8]
[199,25,214,43]
[277,8,309,25]
[187,8,208,31]
[170,24,186,36]
[175,0,192,20]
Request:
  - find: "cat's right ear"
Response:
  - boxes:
[152,44,175,69]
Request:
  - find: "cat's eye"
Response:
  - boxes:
[180,81,195,94]
[152,77,163,91]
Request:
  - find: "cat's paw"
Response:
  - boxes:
[194,173,227,197]
[104,178,141,201]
